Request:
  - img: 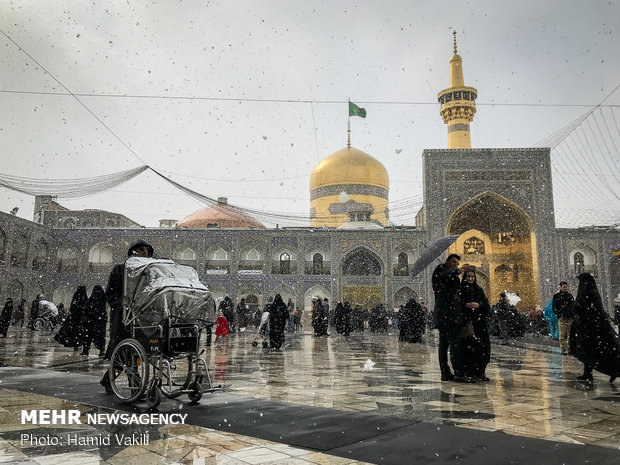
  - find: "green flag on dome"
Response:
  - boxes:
[348,101,366,118]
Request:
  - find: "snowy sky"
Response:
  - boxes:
[0,0,619,228]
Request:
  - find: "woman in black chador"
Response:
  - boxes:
[342,302,352,336]
[333,302,344,334]
[0,298,13,337]
[460,269,491,381]
[81,285,108,356]
[269,294,288,349]
[399,298,426,343]
[54,285,89,350]
[571,273,620,383]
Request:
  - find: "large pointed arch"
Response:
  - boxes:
[446,191,540,308]
[393,286,418,307]
[340,246,384,276]
[272,283,294,304]
[447,191,535,236]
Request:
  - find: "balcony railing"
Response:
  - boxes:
[205,260,230,274]
[271,261,297,275]
[393,266,409,277]
[304,261,331,275]
[238,260,264,272]
[57,261,80,273]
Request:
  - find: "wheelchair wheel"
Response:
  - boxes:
[110,339,149,404]
[146,385,162,409]
[187,381,203,403]
[33,318,45,331]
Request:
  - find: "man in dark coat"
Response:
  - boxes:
[100,239,154,393]
[495,292,512,345]
[571,273,620,383]
[432,253,474,383]
[553,281,575,355]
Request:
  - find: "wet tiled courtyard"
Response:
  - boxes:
[0,327,618,463]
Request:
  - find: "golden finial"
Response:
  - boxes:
[453,30,458,54]
[347,119,351,148]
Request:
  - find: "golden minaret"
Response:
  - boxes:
[438,31,477,148]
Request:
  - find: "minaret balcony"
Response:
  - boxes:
[440,106,476,123]
[437,86,478,105]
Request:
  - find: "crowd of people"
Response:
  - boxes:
[1,240,619,390]
[0,289,106,355]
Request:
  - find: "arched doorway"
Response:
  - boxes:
[447,192,540,309]
[393,286,418,307]
[610,251,620,306]
[340,248,383,309]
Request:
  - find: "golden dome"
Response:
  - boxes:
[177,197,265,229]
[310,147,389,190]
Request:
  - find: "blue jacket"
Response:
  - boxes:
[543,299,558,322]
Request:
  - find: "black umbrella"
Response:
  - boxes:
[410,235,460,278]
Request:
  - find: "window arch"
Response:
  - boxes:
[213,248,228,261]
[312,253,324,275]
[569,247,597,277]
[57,242,80,273]
[89,242,114,272]
[205,244,231,274]
[239,248,263,273]
[574,252,585,275]
[396,252,409,275]
[11,233,28,268]
[173,246,197,267]
[279,252,291,274]
[63,218,76,228]
[463,236,485,254]
[32,239,49,271]
[245,248,260,261]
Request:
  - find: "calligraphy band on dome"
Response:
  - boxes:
[310,184,388,201]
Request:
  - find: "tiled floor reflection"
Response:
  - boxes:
[1,326,619,463]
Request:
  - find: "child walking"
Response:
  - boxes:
[214,311,229,348]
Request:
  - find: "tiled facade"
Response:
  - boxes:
[1,147,619,313]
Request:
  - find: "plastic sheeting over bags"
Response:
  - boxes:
[122,257,216,334]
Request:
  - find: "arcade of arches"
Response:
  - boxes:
[447,193,541,309]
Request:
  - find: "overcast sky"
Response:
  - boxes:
[1,0,619,228]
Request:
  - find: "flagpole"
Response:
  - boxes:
[347,100,351,148]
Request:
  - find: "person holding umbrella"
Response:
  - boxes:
[432,254,475,383]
